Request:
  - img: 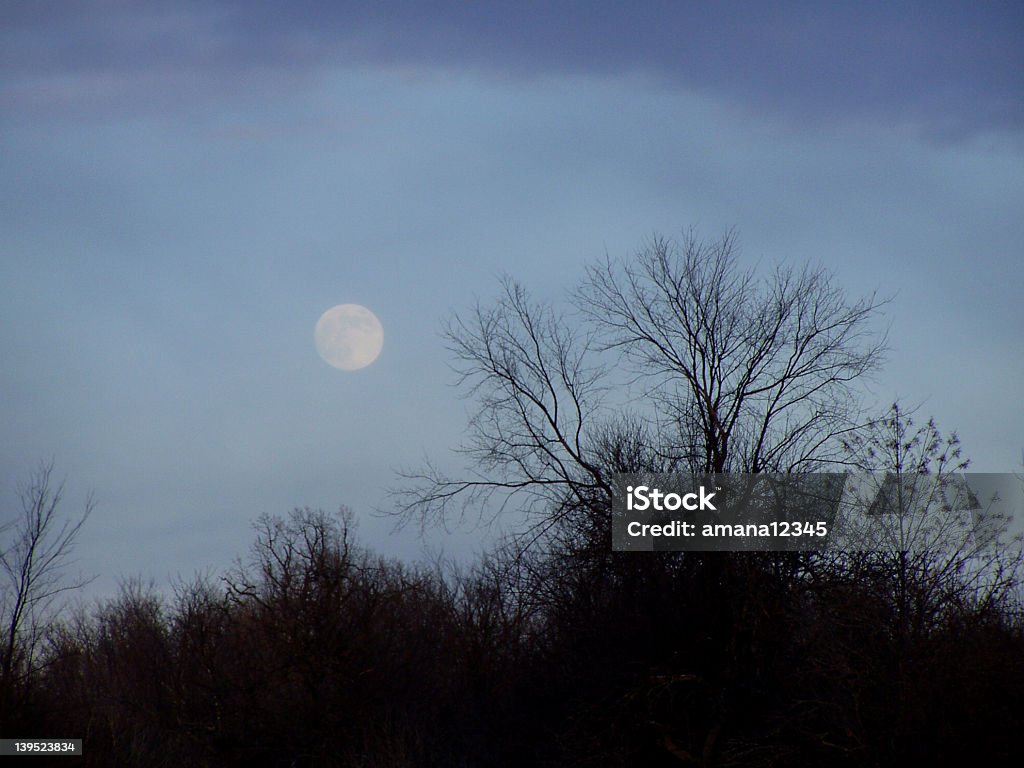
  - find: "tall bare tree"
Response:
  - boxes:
[395,230,888,547]
[1,460,93,718]
[577,229,888,473]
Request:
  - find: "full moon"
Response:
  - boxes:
[314,304,384,371]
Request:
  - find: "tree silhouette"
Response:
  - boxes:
[835,403,1023,625]
[396,229,888,549]
[578,229,887,474]
[1,460,93,726]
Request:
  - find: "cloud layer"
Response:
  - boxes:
[4,1,1022,138]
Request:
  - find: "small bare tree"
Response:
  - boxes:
[835,404,1022,624]
[1,460,93,716]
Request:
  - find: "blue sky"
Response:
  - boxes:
[2,1,1022,597]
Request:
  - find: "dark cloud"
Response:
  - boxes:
[3,1,1022,136]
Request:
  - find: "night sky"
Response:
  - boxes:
[2,1,1022,597]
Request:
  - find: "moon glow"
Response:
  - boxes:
[314,304,384,371]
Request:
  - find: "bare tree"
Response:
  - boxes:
[577,229,888,473]
[1,460,93,715]
[394,276,614,548]
[836,403,975,551]
[834,404,1023,622]
[395,229,888,552]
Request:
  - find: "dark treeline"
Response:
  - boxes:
[6,231,1024,764]
[6,506,1024,766]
